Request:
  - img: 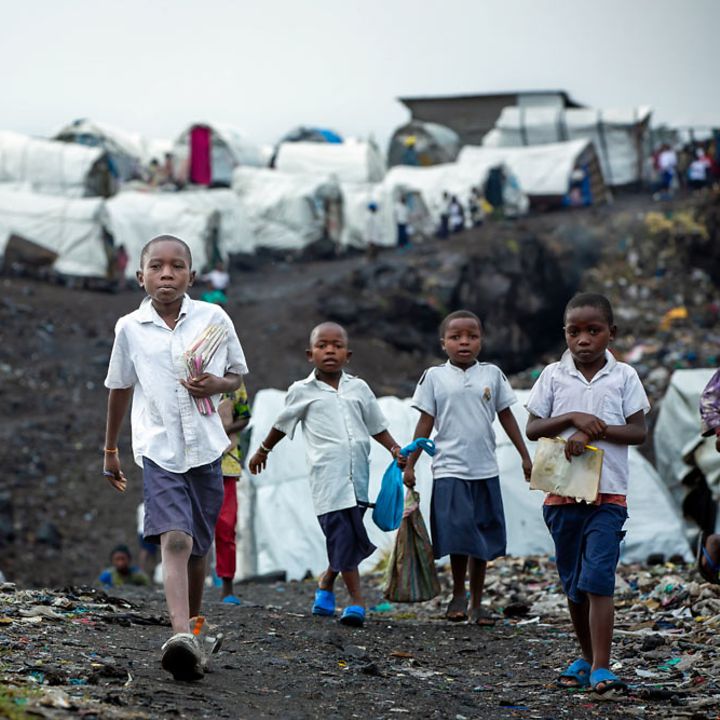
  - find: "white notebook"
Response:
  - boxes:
[529,437,603,503]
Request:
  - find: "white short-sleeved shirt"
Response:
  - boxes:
[105,295,248,473]
[411,361,516,480]
[273,371,388,516]
[525,350,650,495]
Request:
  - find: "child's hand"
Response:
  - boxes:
[571,412,607,440]
[103,454,127,493]
[248,450,268,474]
[521,457,532,482]
[565,431,590,460]
[181,373,224,398]
[392,445,407,469]
[403,466,416,488]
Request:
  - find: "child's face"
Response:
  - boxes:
[111,551,130,573]
[137,239,195,305]
[441,318,482,368]
[564,306,616,366]
[307,326,351,374]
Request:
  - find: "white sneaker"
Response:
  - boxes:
[189,616,223,671]
[161,632,204,681]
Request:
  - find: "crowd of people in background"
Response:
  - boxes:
[651,139,719,199]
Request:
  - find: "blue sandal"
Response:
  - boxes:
[557,658,591,688]
[339,605,365,627]
[590,668,628,695]
[312,589,336,616]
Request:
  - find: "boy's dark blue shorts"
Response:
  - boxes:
[317,505,376,573]
[142,456,224,557]
[543,503,627,604]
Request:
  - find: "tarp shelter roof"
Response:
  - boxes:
[232,166,339,251]
[0,189,108,277]
[0,130,105,197]
[274,140,386,183]
[654,369,720,508]
[281,126,343,144]
[55,119,154,164]
[245,388,690,581]
[483,106,652,186]
[458,139,602,197]
[387,120,461,168]
[104,189,252,277]
[173,122,265,168]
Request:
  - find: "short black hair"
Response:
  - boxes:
[309,322,348,346]
[439,310,482,338]
[110,544,131,560]
[139,234,193,269]
[564,293,614,325]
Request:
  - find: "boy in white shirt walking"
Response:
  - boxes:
[248,322,405,627]
[103,235,248,681]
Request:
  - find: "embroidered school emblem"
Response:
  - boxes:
[483,386,491,401]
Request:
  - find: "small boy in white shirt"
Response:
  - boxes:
[103,235,247,681]
[248,322,405,627]
[526,292,649,695]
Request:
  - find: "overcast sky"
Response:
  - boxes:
[1,0,716,148]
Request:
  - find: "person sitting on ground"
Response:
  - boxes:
[99,544,150,587]
[403,310,532,626]
[526,293,649,696]
[248,322,406,628]
[214,380,252,605]
[696,369,720,584]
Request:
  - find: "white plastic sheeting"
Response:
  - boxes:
[232,166,337,250]
[243,388,690,581]
[458,139,599,198]
[0,130,104,197]
[654,369,720,515]
[383,162,529,225]
[483,106,652,186]
[274,140,386,184]
[173,122,264,185]
[105,189,252,277]
[0,189,108,276]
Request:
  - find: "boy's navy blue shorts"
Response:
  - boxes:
[142,456,224,557]
[543,502,627,603]
[317,505,376,572]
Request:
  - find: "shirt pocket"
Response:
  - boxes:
[601,389,626,424]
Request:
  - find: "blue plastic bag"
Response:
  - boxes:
[372,438,435,532]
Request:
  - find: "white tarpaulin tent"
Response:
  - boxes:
[383,162,529,225]
[173,122,264,186]
[232,166,341,251]
[240,388,690,581]
[105,189,252,277]
[0,130,108,197]
[458,139,607,201]
[55,118,172,180]
[0,189,108,277]
[482,106,652,186]
[654,369,720,529]
[274,140,387,184]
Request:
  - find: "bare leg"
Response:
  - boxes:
[160,531,193,634]
[450,554,468,598]
[318,567,338,591]
[341,569,364,607]
[588,593,614,677]
[221,578,234,599]
[468,557,487,612]
[567,597,593,662]
[188,554,207,619]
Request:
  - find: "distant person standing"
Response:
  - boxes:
[201,261,230,305]
[437,191,451,239]
[468,187,484,227]
[365,202,383,259]
[656,144,677,197]
[395,194,410,249]
[449,196,465,233]
[214,381,252,605]
[688,148,711,190]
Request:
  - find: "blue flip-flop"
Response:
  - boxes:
[557,658,591,688]
[312,589,336,616]
[590,668,628,695]
[222,594,242,606]
[339,605,365,627]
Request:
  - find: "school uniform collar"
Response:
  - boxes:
[301,369,354,391]
[444,359,480,373]
[136,294,191,326]
[559,349,616,383]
